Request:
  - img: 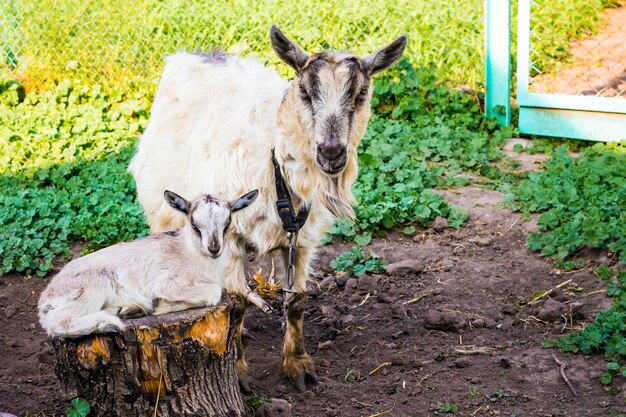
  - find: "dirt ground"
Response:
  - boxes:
[1,149,625,417]
[531,1,626,97]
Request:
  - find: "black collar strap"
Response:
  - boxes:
[271,148,310,233]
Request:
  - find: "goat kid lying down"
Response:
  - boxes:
[38,189,258,338]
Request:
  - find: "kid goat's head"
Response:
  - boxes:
[270,25,407,176]
[164,189,259,258]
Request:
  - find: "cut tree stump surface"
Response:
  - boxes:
[52,298,247,417]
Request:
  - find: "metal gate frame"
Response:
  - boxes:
[485,0,626,142]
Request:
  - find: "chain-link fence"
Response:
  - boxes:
[528,0,626,97]
[1,0,487,92]
[3,1,623,95]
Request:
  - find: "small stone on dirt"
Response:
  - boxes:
[255,398,292,417]
[340,314,356,328]
[453,357,472,368]
[4,305,18,319]
[357,274,380,291]
[320,305,338,317]
[318,276,337,289]
[468,237,493,247]
[471,318,485,328]
[431,216,448,232]
[483,318,497,329]
[344,278,358,294]
[536,297,568,322]
[318,340,333,351]
[376,293,393,304]
[431,287,444,295]
[348,295,362,305]
[424,309,466,332]
[500,358,512,368]
[335,273,350,288]
[0,412,19,417]
[384,259,423,276]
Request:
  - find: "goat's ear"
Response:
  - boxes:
[164,190,190,214]
[230,189,259,213]
[362,35,407,77]
[270,25,309,73]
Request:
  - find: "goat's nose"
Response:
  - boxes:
[208,237,220,254]
[317,141,344,160]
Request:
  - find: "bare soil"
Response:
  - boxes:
[1,152,625,416]
[531,2,626,97]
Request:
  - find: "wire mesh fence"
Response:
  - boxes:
[1,0,487,92]
[528,0,626,97]
[3,0,623,96]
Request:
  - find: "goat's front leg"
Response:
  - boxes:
[281,246,318,392]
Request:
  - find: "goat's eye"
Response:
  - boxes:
[299,85,311,101]
[355,87,369,102]
[191,224,201,237]
[224,219,231,231]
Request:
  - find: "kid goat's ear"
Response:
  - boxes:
[230,189,259,213]
[164,190,190,214]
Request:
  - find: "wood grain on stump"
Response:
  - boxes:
[52,298,247,417]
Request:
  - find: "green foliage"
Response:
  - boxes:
[506,143,626,268]
[66,397,90,417]
[330,246,387,277]
[430,402,458,414]
[9,0,614,93]
[247,395,266,409]
[0,80,150,276]
[330,59,513,242]
[14,0,488,90]
[545,270,626,382]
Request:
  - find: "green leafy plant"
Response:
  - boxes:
[66,397,90,417]
[247,395,266,409]
[0,80,150,276]
[507,143,626,269]
[430,401,457,414]
[545,270,626,382]
[330,246,387,277]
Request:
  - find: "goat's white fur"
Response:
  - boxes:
[129,28,406,384]
[129,52,345,294]
[38,191,256,338]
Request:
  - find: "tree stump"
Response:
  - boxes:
[51,297,247,417]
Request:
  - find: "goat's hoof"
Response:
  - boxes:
[101,324,121,334]
[119,306,145,319]
[289,370,319,392]
[238,376,252,395]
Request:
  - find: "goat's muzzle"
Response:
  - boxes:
[316,142,347,175]
[208,238,221,258]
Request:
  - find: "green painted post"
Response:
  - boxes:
[485,0,511,126]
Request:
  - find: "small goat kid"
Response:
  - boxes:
[38,189,258,338]
[130,26,406,391]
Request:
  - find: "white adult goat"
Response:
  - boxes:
[129,26,406,391]
[38,189,258,338]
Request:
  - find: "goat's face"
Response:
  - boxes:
[270,26,407,176]
[164,190,259,258]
